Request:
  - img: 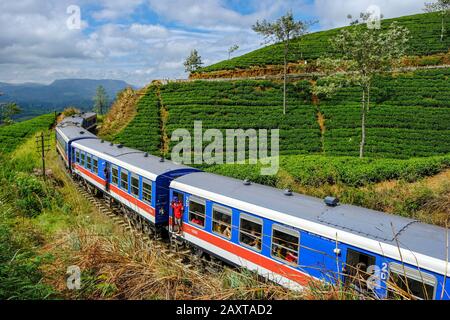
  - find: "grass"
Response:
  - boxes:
[199,12,450,73]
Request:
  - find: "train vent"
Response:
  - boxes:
[117,144,124,149]
[324,196,339,207]
[284,189,293,196]
[159,157,165,162]
[243,179,251,186]
[144,152,149,157]
[79,131,85,135]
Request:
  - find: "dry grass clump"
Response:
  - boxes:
[44,226,302,300]
[99,87,145,139]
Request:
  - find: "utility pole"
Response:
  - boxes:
[35,132,51,181]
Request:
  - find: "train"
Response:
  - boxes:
[55,114,450,300]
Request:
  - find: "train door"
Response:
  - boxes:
[344,248,377,294]
[104,162,110,192]
[170,191,185,232]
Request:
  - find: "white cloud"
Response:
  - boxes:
[0,0,432,86]
[129,24,169,38]
[91,0,144,20]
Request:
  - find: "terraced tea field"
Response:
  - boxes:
[199,12,450,74]
[0,113,55,153]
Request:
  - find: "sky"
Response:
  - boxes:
[0,0,432,87]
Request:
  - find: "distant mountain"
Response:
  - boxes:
[0,79,134,121]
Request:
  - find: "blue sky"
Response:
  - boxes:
[0,0,430,86]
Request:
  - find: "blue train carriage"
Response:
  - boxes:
[79,112,97,132]
[169,172,450,299]
[70,138,199,228]
[55,123,97,169]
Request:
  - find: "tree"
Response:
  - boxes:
[252,11,316,115]
[0,102,21,125]
[184,49,203,73]
[313,16,410,158]
[93,85,109,115]
[227,44,239,59]
[424,0,450,41]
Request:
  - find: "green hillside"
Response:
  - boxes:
[161,80,320,155]
[199,12,450,73]
[320,68,450,158]
[110,68,450,159]
[0,113,56,153]
[113,86,161,154]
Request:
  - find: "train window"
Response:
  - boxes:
[120,170,129,191]
[92,157,98,173]
[111,166,119,186]
[344,249,376,292]
[239,214,262,252]
[131,175,139,197]
[75,150,80,163]
[86,154,92,170]
[80,153,85,166]
[271,225,299,265]
[387,263,436,300]
[189,197,206,228]
[212,205,232,239]
[142,179,152,204]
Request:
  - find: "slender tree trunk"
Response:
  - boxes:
[367,85,370,112]
[359,87,366,158]
[441,15,445,42]
[283,42,288,115]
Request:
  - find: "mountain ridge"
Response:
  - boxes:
[0,78,135,121]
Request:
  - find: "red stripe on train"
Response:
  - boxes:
[74,164,155,216]
[174,218,312,286]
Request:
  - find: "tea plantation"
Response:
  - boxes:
[199,12,450,73]
[320,68,450,158]
[160,80,321,155]
[113,86,161,154]
[0,113,56,153]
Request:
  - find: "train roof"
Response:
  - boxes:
[171,172,450,276]
[56,124,97,142]
[72,138,198,181]
[80,112,96,119]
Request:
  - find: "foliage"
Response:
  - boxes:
[112,86,161,154]
[228,44,239,59]
[93,85,109,115]
[319,68,450,158]
[199,13,450,73]
[0,102,22,125]
[252,10,315,114]
[424,0,450,41]
[160,80,320,156]
[184,49,203,73]
[0,113,55,153]
[314,17,410,157]
[280,154,450,187]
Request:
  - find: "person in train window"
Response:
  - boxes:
[285,246,298,264]
[171,196,184,234]
[223,225,231,238]
[249,229,261,250]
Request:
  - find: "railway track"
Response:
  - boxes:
[72,177,224,273]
